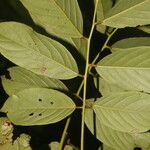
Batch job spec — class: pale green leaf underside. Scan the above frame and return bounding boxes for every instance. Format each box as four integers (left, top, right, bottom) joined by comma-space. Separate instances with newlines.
0, 22, 79, 79
85, 108, 150, 150
85, 108, 134, 150
101, 0, 150, 28
112, 37, 150, 52
93, 92, 150, 133
1, 66, 68, 96
85, 107, 150, 150
138, 25, 150, 33
134, 133, 150, 148
96, 47, 150, 93
103, 145, 115, 150
94, 77, 127, 96
72, 37, 87, 59
144, 146, 150, 150
97, 0, 113, 21
20, 0, 83, 37
1, 88, 75, 125
96, 0, 113, 33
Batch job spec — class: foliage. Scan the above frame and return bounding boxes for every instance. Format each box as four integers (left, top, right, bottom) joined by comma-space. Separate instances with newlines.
0, 0, 150, 149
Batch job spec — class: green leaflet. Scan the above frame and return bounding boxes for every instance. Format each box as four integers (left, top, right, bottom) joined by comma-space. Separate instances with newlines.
103, 145, 115, 150
94, 77, 127, 96
72, 37, 87, 59
100, 0, 150, 28
20, 0, 83, 38
138, 25, 150, 34
85, 108, 134, 150
93, 92, 150, 133
85, 102, 150, 150
1, 88, 75, 125
0, 22, 79, 80
1, 66, 68, 96
144, 146, 150, 150
134, 133, 150, 148
111, 37, 150, 52
96, 0, 113, 33
96, 47, 150, 93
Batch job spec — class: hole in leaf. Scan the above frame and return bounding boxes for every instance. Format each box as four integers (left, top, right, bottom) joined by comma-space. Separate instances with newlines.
29, 113, 34, 116
39, 113, 42, 116
38, 98, 42, 102
50, 101, 54, 105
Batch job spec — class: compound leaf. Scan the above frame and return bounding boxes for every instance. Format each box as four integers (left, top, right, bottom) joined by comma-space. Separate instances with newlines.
0, 22, 79, 79
1, 88, 75, 125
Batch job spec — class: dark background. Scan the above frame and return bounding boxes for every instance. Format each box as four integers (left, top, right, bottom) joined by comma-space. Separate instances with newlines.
0, 0, 149, 150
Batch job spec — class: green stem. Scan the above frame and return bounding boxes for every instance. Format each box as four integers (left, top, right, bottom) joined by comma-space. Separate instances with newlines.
76, 16, 117, 102
76, 79, 84, 97
91, 28, 117, 66
59, 117, 71, 150
80, 1, 98, 150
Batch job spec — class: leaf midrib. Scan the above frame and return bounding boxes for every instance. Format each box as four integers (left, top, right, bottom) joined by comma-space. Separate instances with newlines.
9, 107, 75, 111
94, 104, 150, 113
112, 46, 150, 50
97, 65, 150, 69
